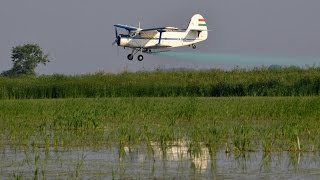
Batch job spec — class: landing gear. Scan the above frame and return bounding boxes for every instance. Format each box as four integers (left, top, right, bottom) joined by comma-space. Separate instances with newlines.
192, 44, 197, 49
138, 55, 144, 61
127, 54, 133, 60
127, 48, 144, 61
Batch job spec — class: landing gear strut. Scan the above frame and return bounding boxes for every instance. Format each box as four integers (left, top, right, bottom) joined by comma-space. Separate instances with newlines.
127, 48, 144, 61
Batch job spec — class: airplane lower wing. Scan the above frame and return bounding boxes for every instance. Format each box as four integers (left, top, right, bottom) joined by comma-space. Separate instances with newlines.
143, 48, 171, 54
146, 45, 172, 49
128, 45, 172, 52
142, 45, 172, 54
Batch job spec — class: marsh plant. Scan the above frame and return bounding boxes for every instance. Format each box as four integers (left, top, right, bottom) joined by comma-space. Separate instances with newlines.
0, 97, 320, 153
1, 67, 320, 99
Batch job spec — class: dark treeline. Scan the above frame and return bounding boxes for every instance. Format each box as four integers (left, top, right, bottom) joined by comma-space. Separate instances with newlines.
1, 67, 320, 99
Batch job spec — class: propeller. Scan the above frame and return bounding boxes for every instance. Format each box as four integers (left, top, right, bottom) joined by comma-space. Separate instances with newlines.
115, 27, 118, 37
112, 27, 120, 56
112, 27, 119, 46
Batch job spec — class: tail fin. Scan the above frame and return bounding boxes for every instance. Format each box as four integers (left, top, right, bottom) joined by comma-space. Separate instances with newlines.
187, 14, 208, 31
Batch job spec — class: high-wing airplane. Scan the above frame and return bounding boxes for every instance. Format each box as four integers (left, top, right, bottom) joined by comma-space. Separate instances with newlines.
113, 14, 208, 61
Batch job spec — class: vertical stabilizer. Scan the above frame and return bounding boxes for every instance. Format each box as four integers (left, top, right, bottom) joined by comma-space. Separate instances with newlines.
187, 14, 208, 31
186, 14, 208, 41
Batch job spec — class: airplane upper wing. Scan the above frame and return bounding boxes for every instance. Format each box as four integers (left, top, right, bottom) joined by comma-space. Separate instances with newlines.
139, 27, 180, 38
114, 24, 139, 32
140, 27, 167, 32
141, 27, 180, 32
139, 30, 159, 38
114, 25, 181, 33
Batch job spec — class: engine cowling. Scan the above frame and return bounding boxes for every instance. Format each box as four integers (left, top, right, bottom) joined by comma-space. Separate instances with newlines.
117, 36, 130, 47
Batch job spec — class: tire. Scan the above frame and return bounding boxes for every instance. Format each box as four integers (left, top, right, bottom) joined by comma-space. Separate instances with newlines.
138, 55, 144, 61
127, 54, 133, 60
192, 44, 197, 49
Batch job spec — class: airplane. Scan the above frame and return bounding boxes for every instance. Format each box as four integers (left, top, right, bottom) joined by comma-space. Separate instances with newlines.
112, 14, 208, 61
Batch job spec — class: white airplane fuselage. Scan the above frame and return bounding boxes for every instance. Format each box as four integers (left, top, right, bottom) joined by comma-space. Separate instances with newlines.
118, 30, 208, 49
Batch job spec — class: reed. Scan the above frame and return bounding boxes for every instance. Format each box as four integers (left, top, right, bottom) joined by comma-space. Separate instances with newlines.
1, 67, 320, 99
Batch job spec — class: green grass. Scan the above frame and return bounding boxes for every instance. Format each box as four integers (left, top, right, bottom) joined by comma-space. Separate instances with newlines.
1, 97, 320, 154
1, 67, 320, 99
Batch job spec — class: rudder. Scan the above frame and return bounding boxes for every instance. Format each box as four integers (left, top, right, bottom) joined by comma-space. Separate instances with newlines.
187, 14, 208, 31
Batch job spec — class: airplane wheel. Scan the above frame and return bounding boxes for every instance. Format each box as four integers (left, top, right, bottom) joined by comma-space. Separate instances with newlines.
138, 55, 144, 61
192, 44, 197, 49
127, 54, 133, 60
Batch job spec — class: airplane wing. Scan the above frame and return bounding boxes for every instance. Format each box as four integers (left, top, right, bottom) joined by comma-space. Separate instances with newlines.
114, 25, 180, 36
146, 45, 172, 49
139, 27, 178, 49
139, 27, 180, 37
133, 27, 165, 38
140, 27, 180, 32
114, 24, 139, 32
139, 30, 158, 38
140, 27, 167, 32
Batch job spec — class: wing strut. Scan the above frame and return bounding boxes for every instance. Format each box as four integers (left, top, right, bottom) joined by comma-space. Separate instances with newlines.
158, 30, 164, 45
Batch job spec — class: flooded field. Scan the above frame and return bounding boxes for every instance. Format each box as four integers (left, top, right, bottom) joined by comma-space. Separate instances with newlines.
1, 97, 320, 178
1, 144, 320, 179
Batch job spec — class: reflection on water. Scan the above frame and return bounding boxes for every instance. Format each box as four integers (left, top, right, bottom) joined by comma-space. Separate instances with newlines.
1, 143, 320, 179
149, 141, 210, 172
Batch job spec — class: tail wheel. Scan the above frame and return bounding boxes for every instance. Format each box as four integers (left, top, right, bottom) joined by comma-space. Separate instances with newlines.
192, 44, 197, 49
127, 54, 133, 60
138, 55, 144, 61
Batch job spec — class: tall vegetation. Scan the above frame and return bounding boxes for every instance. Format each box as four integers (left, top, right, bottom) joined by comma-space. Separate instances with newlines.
1, 67, 320, 99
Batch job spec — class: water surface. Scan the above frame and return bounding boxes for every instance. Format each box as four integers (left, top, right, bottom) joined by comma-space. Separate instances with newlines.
1, 144, 320, 179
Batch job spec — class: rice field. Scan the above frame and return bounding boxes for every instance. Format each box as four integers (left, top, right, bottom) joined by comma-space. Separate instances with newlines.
1, 97, 319, 153
1, 96, 320, 178
1, 67, 320, 99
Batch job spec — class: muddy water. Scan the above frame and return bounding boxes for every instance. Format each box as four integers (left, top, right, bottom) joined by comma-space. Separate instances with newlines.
1, 144, 320, 179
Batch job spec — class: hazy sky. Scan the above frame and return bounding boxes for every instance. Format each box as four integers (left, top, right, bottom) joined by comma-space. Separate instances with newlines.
1, 0, 320, 74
